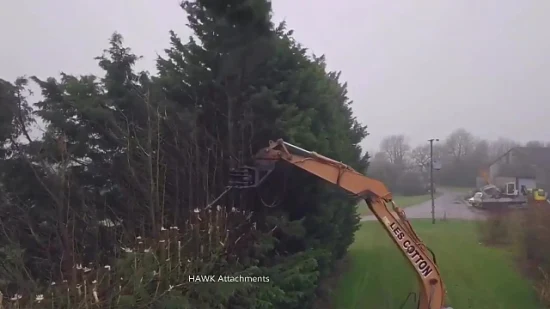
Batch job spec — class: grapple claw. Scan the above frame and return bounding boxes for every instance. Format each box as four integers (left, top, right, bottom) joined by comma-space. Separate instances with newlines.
228, 166, 257, 188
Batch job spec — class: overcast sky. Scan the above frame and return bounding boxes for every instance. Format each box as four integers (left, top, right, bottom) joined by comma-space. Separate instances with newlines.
2, 0, 549, 152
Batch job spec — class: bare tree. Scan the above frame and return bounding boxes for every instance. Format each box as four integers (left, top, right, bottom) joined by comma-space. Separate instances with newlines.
371, 151, 389, 163
410, 144, 431, 172
468, 139, 490, 164
445, 128, 475, 162
488, 137, 520, 159
367, 151, 400, 190
380, 134, 410, 166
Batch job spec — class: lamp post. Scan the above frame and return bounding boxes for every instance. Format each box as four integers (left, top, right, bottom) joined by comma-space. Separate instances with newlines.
428, 138, 439, 224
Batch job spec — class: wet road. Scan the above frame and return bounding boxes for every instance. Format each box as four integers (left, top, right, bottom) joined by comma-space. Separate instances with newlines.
360, 188, 486, 222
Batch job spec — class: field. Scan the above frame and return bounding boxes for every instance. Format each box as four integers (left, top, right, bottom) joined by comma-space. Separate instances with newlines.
332, 220, 540, 309
357, 194, 436, 216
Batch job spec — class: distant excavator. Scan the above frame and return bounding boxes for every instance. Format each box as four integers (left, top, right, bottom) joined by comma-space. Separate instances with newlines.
229, 139, 452, 309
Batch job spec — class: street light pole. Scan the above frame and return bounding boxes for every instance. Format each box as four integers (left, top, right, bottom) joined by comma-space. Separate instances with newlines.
428, 138, 439, 224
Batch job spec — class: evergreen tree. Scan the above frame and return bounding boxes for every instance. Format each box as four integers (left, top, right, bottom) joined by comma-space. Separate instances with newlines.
157, 0, 368, 307
0, 0, 369, 307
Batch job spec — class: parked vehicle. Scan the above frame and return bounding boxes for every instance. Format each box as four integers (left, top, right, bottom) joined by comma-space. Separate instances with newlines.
468, 192, 483, 207
473, 182, 530, 209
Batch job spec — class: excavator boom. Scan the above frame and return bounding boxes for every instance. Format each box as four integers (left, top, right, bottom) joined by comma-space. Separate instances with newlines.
230, 139, 448, 309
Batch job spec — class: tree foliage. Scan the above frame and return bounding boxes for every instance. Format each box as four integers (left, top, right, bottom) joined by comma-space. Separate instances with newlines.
0, 0, 368, 308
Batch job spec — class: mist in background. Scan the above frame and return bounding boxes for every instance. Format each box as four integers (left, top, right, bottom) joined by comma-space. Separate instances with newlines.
2, 0, 549, 151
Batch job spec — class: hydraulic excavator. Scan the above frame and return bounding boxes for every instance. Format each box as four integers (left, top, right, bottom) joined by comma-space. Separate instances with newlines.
229, 139, 452, 309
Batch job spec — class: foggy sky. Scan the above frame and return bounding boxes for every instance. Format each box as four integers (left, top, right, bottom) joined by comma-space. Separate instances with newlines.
2, 0, 549, 153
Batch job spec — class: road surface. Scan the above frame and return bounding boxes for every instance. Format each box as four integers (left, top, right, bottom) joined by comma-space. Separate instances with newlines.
360, 188, 486, 222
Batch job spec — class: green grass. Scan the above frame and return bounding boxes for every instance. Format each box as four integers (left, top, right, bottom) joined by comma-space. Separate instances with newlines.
332, 220, 540, 309
357, 194, 437, 216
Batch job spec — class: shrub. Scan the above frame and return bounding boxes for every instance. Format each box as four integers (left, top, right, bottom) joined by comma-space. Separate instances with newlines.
521, 204, 550, 269
535, 267, 550, 307
477, 211, 511, 245
526, 205, 550, 306
478, 203, 550, 305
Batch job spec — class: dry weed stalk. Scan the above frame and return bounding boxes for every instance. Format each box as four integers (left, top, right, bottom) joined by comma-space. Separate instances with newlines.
535, 267, 550, 306
0, 204, 255, 309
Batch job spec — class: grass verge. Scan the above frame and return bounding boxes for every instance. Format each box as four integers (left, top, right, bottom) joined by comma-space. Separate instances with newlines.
357, 194, 438, 216
332, 220, 540, 309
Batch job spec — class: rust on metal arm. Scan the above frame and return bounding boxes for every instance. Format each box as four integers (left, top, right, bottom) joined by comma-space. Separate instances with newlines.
254, 139, 447, 309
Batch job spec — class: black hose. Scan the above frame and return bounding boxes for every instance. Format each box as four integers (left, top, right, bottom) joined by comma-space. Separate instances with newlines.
427, 246, 438, 265
399, 292, 418, 309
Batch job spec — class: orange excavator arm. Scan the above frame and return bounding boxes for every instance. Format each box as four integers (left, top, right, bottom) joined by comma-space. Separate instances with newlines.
230, 139, 448, 309
480, 168, 490, 185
